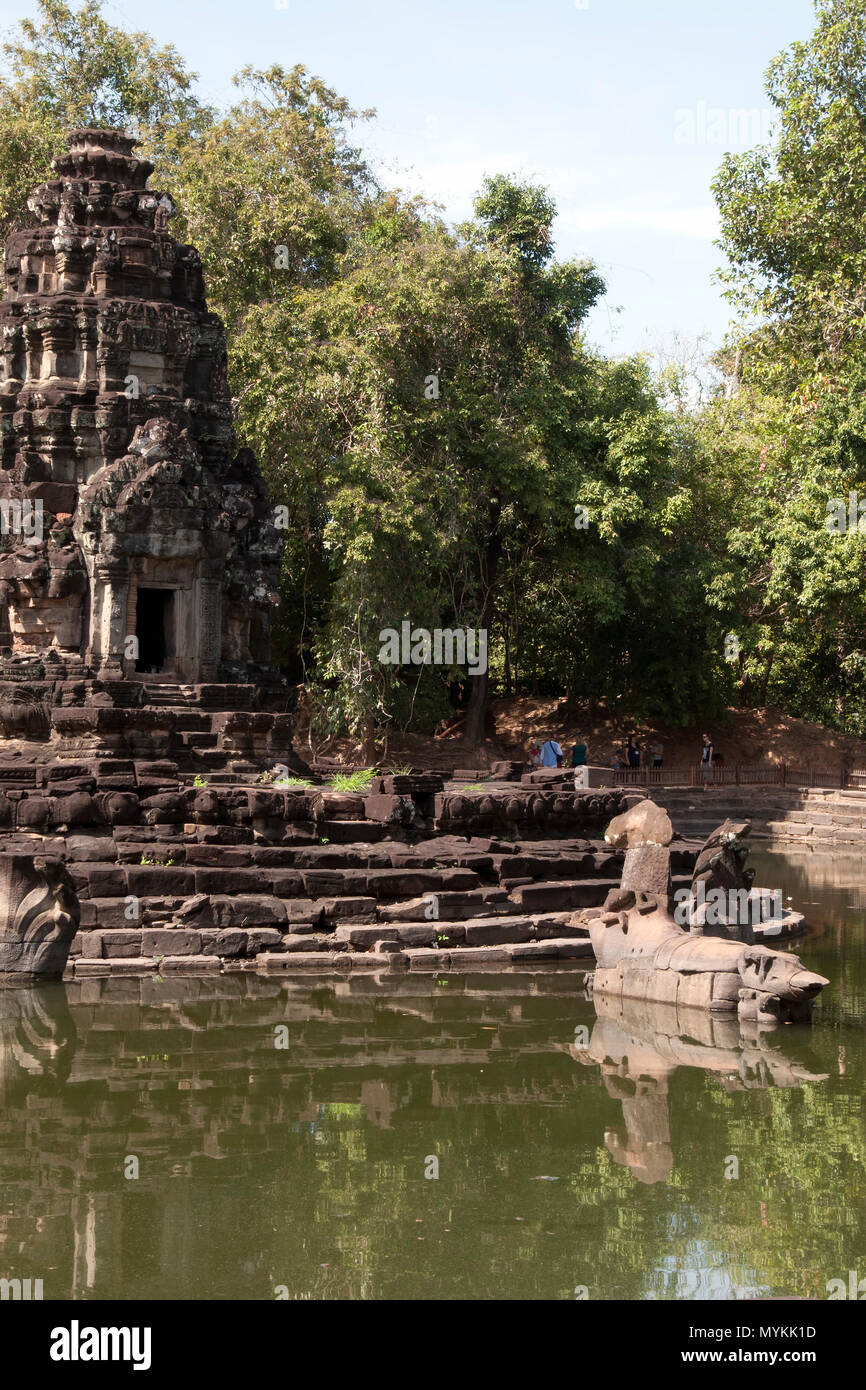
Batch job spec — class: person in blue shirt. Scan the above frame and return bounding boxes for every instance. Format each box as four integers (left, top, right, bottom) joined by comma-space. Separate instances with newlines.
540, 737, 563, 767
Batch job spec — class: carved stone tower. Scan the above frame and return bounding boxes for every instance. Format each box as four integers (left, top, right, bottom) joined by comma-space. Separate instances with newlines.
0, 128, 281, 686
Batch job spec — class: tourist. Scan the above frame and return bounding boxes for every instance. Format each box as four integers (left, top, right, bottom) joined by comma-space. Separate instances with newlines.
626, 735, 641, 768
700, 733, 714, 789
571, 739, 588, 767
528, 738, 541, 769
611, 750, 626, 771
651, 738, 663, 769
540, 736, 563, 767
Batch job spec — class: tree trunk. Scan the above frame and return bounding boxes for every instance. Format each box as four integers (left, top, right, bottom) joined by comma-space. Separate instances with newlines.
463, 530, 501, 750
360, 716, 377, 766
758, 652, 774, 708
464, 668, 489, 751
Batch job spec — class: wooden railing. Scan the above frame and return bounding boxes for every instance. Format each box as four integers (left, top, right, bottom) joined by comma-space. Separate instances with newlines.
611, 764, 853, 789
611, 766, 694, 786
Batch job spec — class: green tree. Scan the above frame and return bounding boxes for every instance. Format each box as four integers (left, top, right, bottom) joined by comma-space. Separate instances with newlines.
0, 0, 210, 243
167, 63, 376, 337
233, 178, 609, 753
708, 0, 866, 734
170, 64, 379, 691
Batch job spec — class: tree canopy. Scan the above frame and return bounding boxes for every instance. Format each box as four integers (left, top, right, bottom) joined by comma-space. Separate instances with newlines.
4, 0, 866, 749
709, 0, 866, 735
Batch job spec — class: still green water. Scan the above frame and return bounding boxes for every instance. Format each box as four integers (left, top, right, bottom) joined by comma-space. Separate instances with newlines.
0, 846, 864, 1302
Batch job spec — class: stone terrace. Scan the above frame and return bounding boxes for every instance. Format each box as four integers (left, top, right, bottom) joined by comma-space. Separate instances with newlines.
648, 783, 866, 846
0, 762, 702, 974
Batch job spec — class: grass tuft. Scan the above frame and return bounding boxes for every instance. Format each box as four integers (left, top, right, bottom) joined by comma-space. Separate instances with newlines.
326, 767, 378, 792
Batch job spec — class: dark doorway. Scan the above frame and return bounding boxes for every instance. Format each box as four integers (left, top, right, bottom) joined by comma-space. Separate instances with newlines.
135, 588, 174, 673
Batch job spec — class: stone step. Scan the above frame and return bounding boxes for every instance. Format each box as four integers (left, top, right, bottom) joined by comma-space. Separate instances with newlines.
253, 936, 594, 974
171, 713, 214, 732
670, 818, 772, 836
318, 820, 387, 843
657, 796, 798, 813
68, 844, 641, 904
70, 861, 490, 900
143, 690, 200, 708
69, 909, 591, 964
650, 795, 800, 806
74, 893, 383, 933
782, 808, 866, 824
179, 733, 219, 749
508, 877, 620, 911
766, 820, 866, 840
510, 871, 694, 913
667, 813, 766, 827
69, 937, 586, 975
349, 911, 587, 945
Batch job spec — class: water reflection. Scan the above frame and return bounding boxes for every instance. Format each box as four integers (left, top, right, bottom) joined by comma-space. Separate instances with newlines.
0, 980, 76, 1100
0, 846, 861, 1302
574, 993, 829, 1184
1, 970, 603, 1299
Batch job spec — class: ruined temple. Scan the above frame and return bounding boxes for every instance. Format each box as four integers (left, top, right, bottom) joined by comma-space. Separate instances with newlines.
0, 132, 822, 995
0, 128, 287, 758
0, 127, 638, 981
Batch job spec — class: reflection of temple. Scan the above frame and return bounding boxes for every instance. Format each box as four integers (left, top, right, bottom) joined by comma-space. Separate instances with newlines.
0, 129, 281, 712
0, 974, 832, 1297
0, 973, 593, 1298
574, 994, 829, 1184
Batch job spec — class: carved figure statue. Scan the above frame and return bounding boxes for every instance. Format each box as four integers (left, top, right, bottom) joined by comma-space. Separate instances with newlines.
578, 800, 829, 1023
0, 854, 80, 977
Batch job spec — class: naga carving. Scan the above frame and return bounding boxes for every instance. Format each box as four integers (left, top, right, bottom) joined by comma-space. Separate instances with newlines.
578, 800, 829, 1024
0, 854, 80, 977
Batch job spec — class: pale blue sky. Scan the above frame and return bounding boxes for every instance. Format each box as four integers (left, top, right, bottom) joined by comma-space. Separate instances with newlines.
1, 0, 818, 356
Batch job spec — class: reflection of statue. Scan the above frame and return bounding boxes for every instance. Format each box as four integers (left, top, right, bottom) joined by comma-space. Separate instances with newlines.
579, 800, 828, 1023
573, 992, 829, 1183
0, 980, 77, 1100
0, 855, 80, 978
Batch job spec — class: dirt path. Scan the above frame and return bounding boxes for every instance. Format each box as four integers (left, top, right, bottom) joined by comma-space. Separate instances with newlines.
293, 698, 866, 772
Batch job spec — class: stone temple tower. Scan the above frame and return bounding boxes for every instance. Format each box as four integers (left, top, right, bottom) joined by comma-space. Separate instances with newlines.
0, 128, 281, 687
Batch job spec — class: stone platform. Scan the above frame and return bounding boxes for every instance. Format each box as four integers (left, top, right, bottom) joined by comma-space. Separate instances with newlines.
0, 678, 303, 771
0, 764, 706, 974
648, 784, 866, 846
